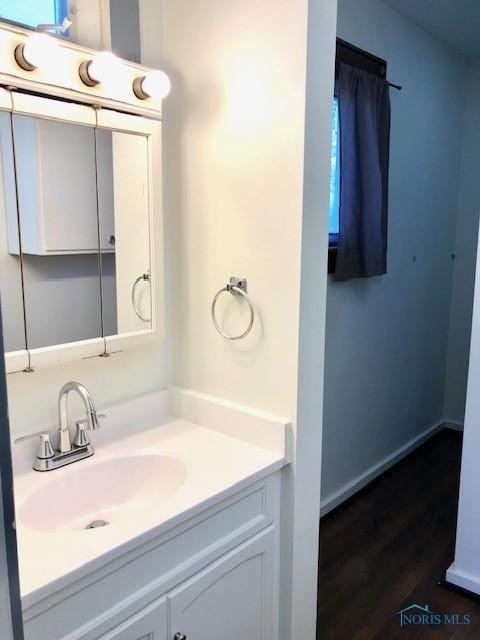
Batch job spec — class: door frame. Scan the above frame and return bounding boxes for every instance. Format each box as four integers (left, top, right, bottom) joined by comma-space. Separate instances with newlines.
0, 302, 24, 639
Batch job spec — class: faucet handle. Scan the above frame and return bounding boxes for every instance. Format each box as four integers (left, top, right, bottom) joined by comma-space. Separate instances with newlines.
14, 432, 55, 460
76, 413, 106, 429
73, 414, 106, 447
73, 421, 90, 447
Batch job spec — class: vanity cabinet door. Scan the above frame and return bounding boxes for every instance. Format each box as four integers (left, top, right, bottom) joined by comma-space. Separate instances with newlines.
167, 529, 277, 640
95, 597, 167, 640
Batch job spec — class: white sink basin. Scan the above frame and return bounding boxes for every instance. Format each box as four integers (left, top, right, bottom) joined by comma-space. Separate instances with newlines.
18, 454, 186, 533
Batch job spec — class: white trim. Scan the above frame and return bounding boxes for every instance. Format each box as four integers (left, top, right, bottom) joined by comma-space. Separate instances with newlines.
0, 88, 12, 110
96, 109, 159, 135
167, 385, 290, 457
146, 120, 164, 340
446, 563, 480, 596
5, 351, 29, 374
104, 330, 160, 353
320, 420, 445, 517
28, 338, 105, 370
11, 92, 95, 126
96, 110, 164, 353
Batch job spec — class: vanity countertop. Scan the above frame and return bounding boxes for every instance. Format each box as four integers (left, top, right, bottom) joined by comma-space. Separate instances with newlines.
12, 388, 289, 609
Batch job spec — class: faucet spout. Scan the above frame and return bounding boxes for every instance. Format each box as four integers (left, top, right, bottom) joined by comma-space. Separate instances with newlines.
58, 381, 100, 453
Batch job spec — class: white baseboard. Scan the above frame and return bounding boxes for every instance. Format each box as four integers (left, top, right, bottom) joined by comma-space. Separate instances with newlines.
446, 563, 480, 596
320, 420, 446, 517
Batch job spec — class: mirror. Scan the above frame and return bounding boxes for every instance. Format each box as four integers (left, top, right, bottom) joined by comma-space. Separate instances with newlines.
96, 128, 152, 335
0, 105, 156, 367
0, 112, 27, 353
10, 115, 103, 350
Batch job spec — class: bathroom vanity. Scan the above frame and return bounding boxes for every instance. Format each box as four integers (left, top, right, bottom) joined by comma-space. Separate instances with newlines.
0, 21, 292, 640
13, 388, 288, 640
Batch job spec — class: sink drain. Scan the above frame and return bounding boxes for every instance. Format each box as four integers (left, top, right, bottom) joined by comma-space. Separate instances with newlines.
85, 519, 109, 530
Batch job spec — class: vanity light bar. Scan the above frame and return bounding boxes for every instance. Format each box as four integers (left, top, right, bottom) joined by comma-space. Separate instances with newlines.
11, 31, 171, 102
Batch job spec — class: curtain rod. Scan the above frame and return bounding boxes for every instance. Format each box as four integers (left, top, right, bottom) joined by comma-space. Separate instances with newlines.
336, 39, 402, 91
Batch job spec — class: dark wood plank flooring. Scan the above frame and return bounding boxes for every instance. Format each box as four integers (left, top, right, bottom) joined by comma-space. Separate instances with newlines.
317, 430, 480, 639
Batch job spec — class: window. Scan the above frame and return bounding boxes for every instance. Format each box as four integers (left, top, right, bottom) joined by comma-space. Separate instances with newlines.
329, 97, 340, 246
0, 0, 68, 29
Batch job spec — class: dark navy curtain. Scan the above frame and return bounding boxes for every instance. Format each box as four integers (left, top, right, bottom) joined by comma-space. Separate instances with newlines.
335, 63, 391, 281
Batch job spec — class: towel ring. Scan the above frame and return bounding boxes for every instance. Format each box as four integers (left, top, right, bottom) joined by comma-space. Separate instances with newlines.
132, 273, 151, 323
211, 277, 254, 340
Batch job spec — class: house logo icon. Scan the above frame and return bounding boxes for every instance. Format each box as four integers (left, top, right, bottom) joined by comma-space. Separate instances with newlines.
396, 604, 432, 627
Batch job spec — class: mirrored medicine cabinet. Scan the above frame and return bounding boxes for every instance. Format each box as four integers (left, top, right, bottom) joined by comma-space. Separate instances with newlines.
0, 90, 163, 373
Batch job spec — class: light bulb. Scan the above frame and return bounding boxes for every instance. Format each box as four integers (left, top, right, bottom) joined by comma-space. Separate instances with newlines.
79, 51, 121, 87
15, 33, 59, 71
133, 70, 171, 100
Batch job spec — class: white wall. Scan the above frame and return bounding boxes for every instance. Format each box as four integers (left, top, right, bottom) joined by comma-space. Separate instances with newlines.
140, 1, 336, 637
7, 341, 170, 437
444, 60, 480, 424
321, 0, 468, 508
448, 214, 480, 595
293, 1, 337, 635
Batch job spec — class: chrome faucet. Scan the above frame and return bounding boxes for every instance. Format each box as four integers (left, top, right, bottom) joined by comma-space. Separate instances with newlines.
58, 381, 102, 453
15, 381, 105, 472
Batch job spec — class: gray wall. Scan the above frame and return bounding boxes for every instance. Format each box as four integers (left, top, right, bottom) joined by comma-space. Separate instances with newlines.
110, 0, 141, 62
22, 254, 116, 349
0, 114, 26, 353
444, 60, 480, 424
321, 0, 468, 506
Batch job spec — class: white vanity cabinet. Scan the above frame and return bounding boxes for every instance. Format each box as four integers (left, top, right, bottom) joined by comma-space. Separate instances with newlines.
167, 529, 276, 640
95, 531, 275, 640
96, 598, 167, 640
22, 473, 281, 640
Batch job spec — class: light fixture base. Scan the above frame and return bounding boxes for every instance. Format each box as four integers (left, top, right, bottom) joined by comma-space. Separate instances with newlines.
79, 60, 99, 87
132, 76, 149, 100
14, 43, 36, 72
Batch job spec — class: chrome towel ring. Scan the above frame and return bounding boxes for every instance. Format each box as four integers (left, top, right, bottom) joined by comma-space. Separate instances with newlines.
211, 277, 254, 340
132, 272, 151, 322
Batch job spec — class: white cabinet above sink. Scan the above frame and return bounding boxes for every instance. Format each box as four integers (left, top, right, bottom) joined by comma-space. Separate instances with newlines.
5, 117, 115, 256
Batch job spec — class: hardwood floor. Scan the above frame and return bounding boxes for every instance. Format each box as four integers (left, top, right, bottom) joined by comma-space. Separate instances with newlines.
317, 430, 480, 639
